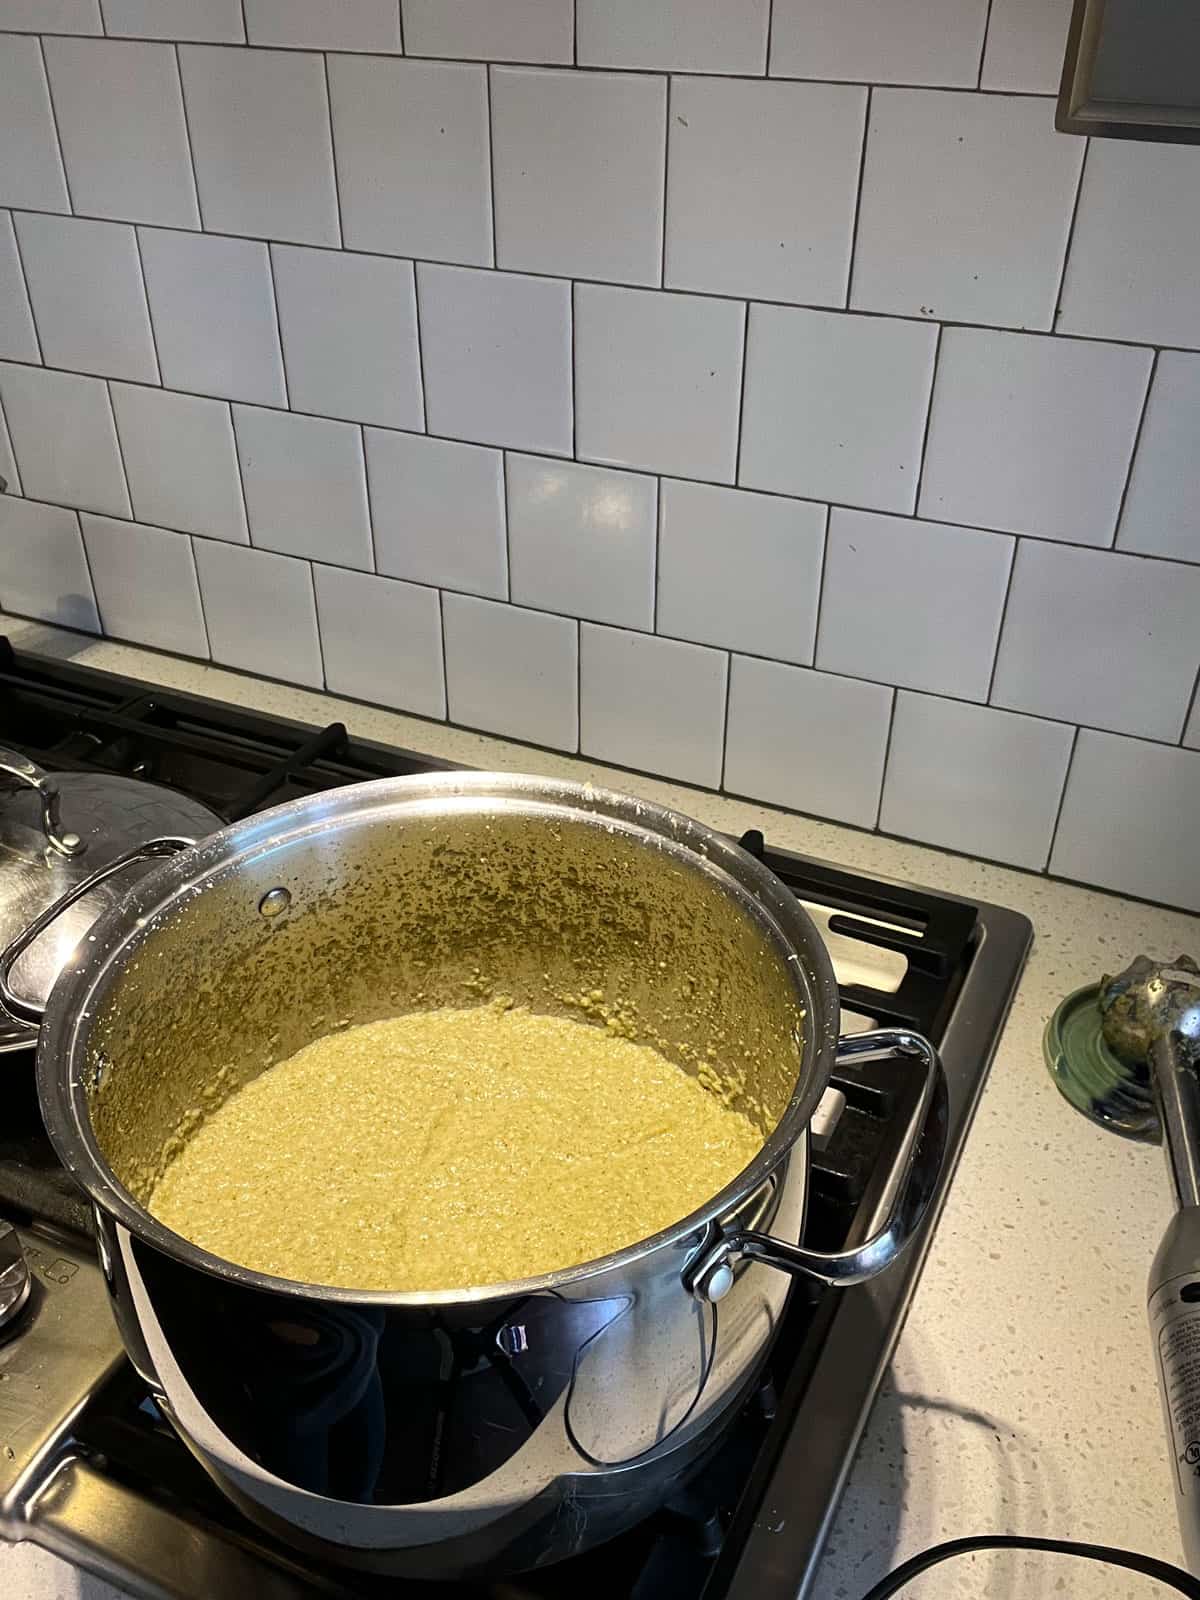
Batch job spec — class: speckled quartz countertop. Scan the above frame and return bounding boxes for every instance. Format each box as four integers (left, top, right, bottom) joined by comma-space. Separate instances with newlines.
2, 616, 1196, 1600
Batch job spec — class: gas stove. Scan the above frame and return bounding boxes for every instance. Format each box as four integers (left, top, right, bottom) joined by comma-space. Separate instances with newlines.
0, 639, 1032, 1600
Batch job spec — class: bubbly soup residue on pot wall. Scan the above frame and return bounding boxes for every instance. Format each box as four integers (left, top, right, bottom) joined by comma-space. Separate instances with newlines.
148, 1002, 763, 1291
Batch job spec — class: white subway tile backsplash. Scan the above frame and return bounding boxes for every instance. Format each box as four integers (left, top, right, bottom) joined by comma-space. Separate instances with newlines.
314, 565, 446, 720
724, 656, 891, 828
665, 77, 865, 307
1050, 732, 1200, 913
656, 480, 824, 664
507, 455, 656, 630
817, 509, 1012, 701
244, 0, 402, 52
0, 1, 99, 32
920, 328, 1152, 545
233, 405, 372, 570
179, 45, 339, 247
42, 38, 199, 229
192, 539, 323, 687
403, 0, 573, 64
0, 498, 97, 632
366, 430, 506, 598
272, 246, 423, 430
418, 264, 572, 455
1118, 354, 1200, 565
0, 214, 38, 364
580, 624, 727, 787
80, 513, 208, 657
0, 37, 70, 213
740, 305, 936, 512
575, 283, 744, 482
110, 384, 248, 543
14, 213, 158, 384
138, 229, 286, 406
442, 592, 577, 749
100, 1, 244, 41
1058, 142, 1200, 351
0, 363, 129, 517
880, 693, 1072, 870
492, 67, 666, 287
770, 0, 988, 86
992, 541, 1200, 743
980, 0, 1074, 94
328, 57, 492, 267
851, 91, 1082, 331
577, 0, 769, 75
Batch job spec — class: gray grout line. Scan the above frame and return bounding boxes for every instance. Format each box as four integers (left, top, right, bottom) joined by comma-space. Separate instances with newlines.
569, 279, 578, 462
409, 259, 429, 432
717, 648, 733, 790
844, 85, 871, 311
238, 0, 248, 45
264, 242, 292, 409
0, 392, 22, 496
975, 0, 994, 89
764, 0, 775, 75
651, 476, 662, 633
6, 202, 1197, 362
659, 75, 671, 289
305, 558, 328, 688
574, 617, 582, 753
225, 400, 254, 539
103, 379, 136, 518
1181, 666, 1200, 750
357, 423, 377, 573
322, 53, 345, 249
910, 321, 942, 514
436, 587, 450, 721
571, 0, 577, 67
7, 218, 45, 365
1044, 723, 1081, 869
809, 503, 832, 666
501, 451, 513, 601
1109, 348, 1157, 548
1052, 136, 1089, 329
984, 533, 1019, 702
174, 44, 207, 229
186, 534, 215, 659
396, 0, 405, 56
873, 687, 899, 830
484, 64, 499, 270
131, 227, 163, 386
732, 300, 750, 486
37, 38, 76, 216
72, 507, 102, 627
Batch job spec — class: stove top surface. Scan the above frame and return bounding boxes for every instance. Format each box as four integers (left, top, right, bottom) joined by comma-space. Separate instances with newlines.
0, 640, 1032, 1600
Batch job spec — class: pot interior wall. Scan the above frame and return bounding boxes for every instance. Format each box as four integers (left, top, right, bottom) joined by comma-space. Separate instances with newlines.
82, 800, 809, 1206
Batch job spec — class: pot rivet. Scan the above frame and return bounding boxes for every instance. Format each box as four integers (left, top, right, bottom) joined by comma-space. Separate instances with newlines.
258, 887, 291, 918
696, 1261, 735, 1304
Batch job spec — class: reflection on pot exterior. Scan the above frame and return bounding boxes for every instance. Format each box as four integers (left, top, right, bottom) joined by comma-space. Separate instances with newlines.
99, 1157, 802, 1578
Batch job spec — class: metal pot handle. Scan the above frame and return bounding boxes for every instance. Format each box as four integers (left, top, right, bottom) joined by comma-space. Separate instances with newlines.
0, 835, 196, 1026
688, 1028, 949, 1302
0, 747, 86, 857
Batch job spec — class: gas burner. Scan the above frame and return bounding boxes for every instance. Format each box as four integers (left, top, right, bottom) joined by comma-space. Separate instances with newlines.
0, 637, 1032, 1600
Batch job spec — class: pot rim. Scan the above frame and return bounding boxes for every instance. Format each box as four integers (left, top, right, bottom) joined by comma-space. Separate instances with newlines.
37, 772, 840, 1307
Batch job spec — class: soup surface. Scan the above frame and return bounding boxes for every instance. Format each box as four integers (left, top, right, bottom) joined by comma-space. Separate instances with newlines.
148, 1002, 762, 1290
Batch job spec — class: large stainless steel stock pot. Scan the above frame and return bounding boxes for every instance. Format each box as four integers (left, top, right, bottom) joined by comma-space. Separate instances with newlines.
2, 774, 948, 1577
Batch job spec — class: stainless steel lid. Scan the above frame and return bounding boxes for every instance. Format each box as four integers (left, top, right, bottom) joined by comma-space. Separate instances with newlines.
0, 749, 221, 1049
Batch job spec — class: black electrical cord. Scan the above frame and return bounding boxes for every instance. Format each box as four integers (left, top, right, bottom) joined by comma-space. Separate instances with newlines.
857, 1535, 1200, 1599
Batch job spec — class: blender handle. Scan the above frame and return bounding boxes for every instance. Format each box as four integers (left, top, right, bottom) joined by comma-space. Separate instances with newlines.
687, 1029, 949, 1302
0, 836, 196, 1026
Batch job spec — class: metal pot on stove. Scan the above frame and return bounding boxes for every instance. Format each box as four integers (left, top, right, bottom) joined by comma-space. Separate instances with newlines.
1, 773, 947, 1578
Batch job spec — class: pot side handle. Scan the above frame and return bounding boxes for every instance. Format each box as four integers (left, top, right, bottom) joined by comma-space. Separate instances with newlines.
0, 835, 196, 1026
687, 1029, 949, 1303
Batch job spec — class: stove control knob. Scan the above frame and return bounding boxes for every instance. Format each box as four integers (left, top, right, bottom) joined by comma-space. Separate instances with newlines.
0, 1221, 31, 1339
